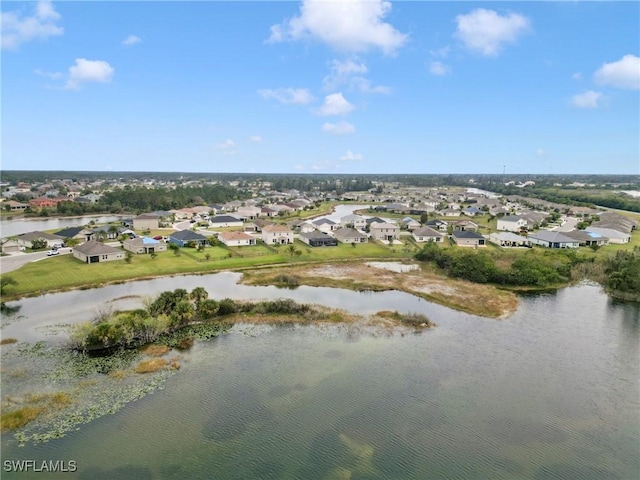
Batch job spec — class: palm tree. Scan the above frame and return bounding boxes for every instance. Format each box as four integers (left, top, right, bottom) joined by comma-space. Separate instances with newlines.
190, 287, 208, 305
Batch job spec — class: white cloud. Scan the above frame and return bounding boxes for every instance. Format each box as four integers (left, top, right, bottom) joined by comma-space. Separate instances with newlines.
322, 121, 355, 135
267, 0, 407, 55
430, 46, 450, 58
35, 68, 63, 80
1, 0, 64, 50
323, 59, 389, 94
572, 72, 582, 81
317, 93, 354, 116
122, 34, 141, 46
594, 54, 640, 90
216, 139, 237, 155
249, 135, 263, 142
429, 61, 450, 76
536, 148, 546, 156
455, 8, 530, 57
571, 90, 603, 109
65, 58, 114, 90
258, 88, 315, 105
340, 150, 363, 161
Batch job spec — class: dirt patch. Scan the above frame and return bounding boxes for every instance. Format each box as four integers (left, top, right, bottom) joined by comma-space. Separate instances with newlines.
241, 261, 518, 318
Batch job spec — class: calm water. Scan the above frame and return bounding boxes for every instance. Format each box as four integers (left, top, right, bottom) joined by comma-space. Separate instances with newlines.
0, 216, 124, 238
1, 278, 638, 479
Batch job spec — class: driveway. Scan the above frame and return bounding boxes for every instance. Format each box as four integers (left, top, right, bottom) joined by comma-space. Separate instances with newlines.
0, 248, 72, 274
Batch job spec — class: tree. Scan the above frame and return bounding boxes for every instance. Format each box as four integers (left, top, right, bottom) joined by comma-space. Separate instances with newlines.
190, 287, 208, 305
420, 212, 429, 223
150, 252, 157, 260
65, 237, 80, 248
125, 252, 133, 264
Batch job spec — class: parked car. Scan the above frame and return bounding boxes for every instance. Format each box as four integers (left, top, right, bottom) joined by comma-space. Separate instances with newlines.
47, 250, 60, 256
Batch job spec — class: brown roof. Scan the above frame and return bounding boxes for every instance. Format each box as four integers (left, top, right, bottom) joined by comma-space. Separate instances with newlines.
74, 240, 122, 256
262, 224, 292, 233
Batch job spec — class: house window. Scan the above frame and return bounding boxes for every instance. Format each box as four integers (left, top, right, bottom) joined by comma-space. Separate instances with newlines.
102, 255, 108, 260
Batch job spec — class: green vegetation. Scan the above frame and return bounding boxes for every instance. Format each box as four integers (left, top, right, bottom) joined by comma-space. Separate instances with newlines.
415, 242, 569, 288
602, 247, 640, 301
70, 289, 335, 352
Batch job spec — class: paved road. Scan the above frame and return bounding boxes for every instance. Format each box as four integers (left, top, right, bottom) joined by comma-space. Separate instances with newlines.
553, 217, 579, 232
0, 248, 72, 274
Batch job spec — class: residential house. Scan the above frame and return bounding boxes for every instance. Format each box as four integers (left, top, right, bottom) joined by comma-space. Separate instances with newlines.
133, 213, 160, 231
73, 240, 125, 263
54, 226, 89, 243
4, 200, 29, 211
462, 207, 484, 217
340, 214, 367, 230
424, 219, 448, 232
311, 218, 338, 233
218, 231, 257, 247
333, 228, 368, 244
299, 230, 338, 247
29, 197, 63, 209
169, 230, 209, 247
236, 206, 261, 220
439, 208, 460, 217
15, 231, 64, 249
489, 232, 531, 248
451, 230, 486, 247
562, 230, 608, 247
298, 222, 317, 234
527, 231, 580, 249
497, 215, 528, 232
452, 220, 479, 232
591, 212, 637, 234
209, 215, 244, 228
585, 227, 631, 244
261, 224, 293, 245
0, 239, 21, 254
123, 236, 168, 254
401, 217, 421, 230
412, 226, 444, 243
369, 222, 400, 242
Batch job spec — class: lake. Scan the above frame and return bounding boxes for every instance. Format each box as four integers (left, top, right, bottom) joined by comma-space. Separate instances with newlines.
0, 216, 125, 238
1, 275, 638, 479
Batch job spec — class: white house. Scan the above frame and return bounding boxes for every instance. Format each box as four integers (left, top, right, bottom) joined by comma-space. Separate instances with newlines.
497, 215, 528, 232
218, 231, 257, 247
333, 227, 368, 244
585, 227, 631, 244
340, 214, 367, 230
261, 224, 293, 244
489, 232, 531, 248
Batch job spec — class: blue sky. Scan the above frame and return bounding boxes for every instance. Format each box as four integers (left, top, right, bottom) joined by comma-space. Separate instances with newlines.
2, 1, 639, 174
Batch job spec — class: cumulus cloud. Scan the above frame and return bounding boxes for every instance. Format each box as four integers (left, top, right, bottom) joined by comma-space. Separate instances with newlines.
258, 87, 315, 105
429, 61, 450, 76
249, 135, 263, 142
267, 0, 407, 55
430, 46, 450, 58
340, 150, 363, 161
455, 8, 530, 56
317, 93, 354, 116
65, 58, 114, 90
571, 90, 603, 109
322, 121, 355, 135
1, 0, 64, 50
122, 34, 141, 46
594, 54, 640, 90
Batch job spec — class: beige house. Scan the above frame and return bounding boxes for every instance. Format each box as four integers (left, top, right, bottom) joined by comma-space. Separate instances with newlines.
333, 228, 368, 244
123, 237, 168, 254
412, 226, 444, 243
218, 231, 257, 247
451, 230, 486, 247
261, 224, 293, 245
73, 240, 125, 263
369, 222, 400, 242
133, 213, 160, 231
16, 231, 64, 249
